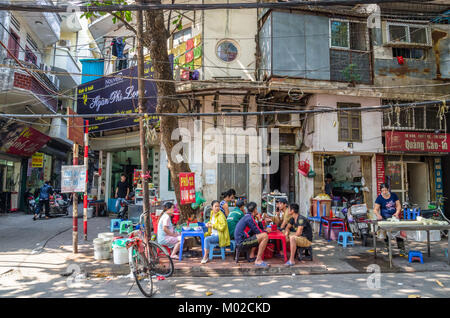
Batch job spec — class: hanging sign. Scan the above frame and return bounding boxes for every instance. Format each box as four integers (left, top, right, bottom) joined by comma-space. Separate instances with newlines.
375, 154, 385, 195
179, 172, 196, 205
434, 158, 444, 202
385, 131, 450, 153
61, 165, 87, 193
31, 152, 44, 168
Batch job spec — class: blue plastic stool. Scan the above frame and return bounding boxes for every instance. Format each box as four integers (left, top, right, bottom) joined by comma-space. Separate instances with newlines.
404, 208, 421, 220
179, 230, 205, 261
408, 250, 424, 263
337, 232, 354, 247
110, 219, 122, 232
119, 221, 133, 235
226, 240, 236, 253
209, 243, 226, 260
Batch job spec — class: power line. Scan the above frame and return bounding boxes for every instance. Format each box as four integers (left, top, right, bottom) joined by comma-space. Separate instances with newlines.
0, 99, 448, 119
0, 1, 421, 13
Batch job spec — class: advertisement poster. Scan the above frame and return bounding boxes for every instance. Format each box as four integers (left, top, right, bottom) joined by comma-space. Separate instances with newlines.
375, 154, 385, 195
31, 153, 44, 168
435, 158, 443, 202
179, 172, 196, 205
67, 108, 84, 146
76, 58, 172, 133
61, 165, 87, 193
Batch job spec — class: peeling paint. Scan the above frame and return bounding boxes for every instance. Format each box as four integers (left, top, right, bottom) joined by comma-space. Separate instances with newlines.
432, 29, 448, 80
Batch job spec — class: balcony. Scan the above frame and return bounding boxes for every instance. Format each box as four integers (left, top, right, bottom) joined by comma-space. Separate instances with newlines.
88, 14, 124, 52
52, 47, 82, 89
15, 0, 61, 46
0, 57, 58, 114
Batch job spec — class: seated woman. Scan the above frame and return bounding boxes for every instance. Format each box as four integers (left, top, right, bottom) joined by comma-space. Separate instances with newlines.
201, 200, 230, 264
157, 202, 181, 259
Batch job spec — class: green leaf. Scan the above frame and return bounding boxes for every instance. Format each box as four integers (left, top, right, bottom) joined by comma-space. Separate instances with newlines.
112, 16, 117, 24
177, 23, 183, 31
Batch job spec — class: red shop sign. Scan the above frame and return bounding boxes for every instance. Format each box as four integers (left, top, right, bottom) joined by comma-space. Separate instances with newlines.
5, 127, 50, 157
375, 154, 385, 195
179, 172, 196, 205
385, 131, 450, 153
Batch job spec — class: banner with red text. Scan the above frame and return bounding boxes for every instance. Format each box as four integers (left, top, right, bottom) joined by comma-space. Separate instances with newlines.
179, 172, 196, 205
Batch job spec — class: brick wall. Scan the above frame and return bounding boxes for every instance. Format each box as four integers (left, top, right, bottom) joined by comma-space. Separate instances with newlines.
13, 72, 57, 111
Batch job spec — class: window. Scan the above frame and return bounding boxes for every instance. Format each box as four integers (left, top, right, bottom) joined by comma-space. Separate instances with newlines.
387, 23, 430, 45
330, 20, 368, 51
216, 40, 238, 62
7, 29, 20, 59
25, 47, 37, 65
392, 47, 426, 60
338, 103, 362, 142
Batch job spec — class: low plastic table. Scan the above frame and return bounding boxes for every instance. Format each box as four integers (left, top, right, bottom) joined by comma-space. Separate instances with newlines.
179, 229, 205, 261
264, 230, 287, 262
320, 216, 346, 241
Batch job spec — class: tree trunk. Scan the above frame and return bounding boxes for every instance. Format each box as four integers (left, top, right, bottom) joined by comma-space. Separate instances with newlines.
143, 1, 195, 223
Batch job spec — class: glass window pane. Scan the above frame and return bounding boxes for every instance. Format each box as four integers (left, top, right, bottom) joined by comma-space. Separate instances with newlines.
389, 25, 407, 42
352, 117, 360, 129
331, 21, 349, 48
340, 129, 349, 140
352, 129, 360, 141
217, 41, 238, 62
415, 107, 424, 129
410, 27, 427, 44
387, 162, 402, 190
350, 22, 367, 51
426, 106, 440, 130
340, 116, 348, 128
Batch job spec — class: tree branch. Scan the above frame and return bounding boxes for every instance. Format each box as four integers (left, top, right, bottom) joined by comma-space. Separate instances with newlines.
110, 12, 138, 35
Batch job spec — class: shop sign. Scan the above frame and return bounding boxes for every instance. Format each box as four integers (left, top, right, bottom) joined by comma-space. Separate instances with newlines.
0, 126, 50, 157
67, 108, 84, 146
375, 154, 385, 195
385, 131, 450, 153
61, 165, 86, 193
76, 58, 172, 133
31, 152, 44, 168
179, 172, 195, 205
434, 158, 443, 202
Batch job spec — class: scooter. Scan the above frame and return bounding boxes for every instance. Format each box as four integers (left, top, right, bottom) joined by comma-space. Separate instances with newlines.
117, 192, 135, 219
49, 192, 69, 216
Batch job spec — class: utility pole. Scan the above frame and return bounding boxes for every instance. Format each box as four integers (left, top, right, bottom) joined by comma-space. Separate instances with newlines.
136, 0, 151, 241
72, 143, 78, 254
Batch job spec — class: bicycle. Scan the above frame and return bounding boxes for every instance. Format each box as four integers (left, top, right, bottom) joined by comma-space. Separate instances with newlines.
126, 211, 174, 297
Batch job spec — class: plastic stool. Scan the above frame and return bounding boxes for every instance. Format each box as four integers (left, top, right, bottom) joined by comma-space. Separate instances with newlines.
119, 221, 133, 235
110, 219, 122, 232
157, 245, 172, 256
209, 243, 226, 260
227, 240, 236, 253
408, 250, 424, 264
337, 232, 354, 248
297, 246, 313, 261
235, 244, 250, 263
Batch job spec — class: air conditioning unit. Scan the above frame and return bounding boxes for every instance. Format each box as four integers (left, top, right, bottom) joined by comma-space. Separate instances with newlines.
58, 40, 71, 48
275, 113, 300, 127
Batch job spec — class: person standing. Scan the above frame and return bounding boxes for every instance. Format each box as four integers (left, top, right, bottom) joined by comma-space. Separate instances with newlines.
34, 181, 53, 220
325, 173, 334, 197
219, 189, 236, 217
373, 183, 406, 255
115, 173, 130, 213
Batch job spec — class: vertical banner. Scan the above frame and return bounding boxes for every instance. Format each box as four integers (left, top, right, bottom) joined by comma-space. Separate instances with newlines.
435, 158, 443, 203
375, 154, 385, 195
179, 172, 196, 205
31, 152, 44, 168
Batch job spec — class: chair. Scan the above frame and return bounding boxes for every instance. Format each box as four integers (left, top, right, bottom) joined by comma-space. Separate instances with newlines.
209, 243, 226, 260
227, 240, 236, 253
179, 230, 205, 261
110, 219, 122, 232
408, 250, 424, 264
308, 202, 325, 235
157, 244, 172, 257
404, 208, 421, 220
235, 243, 251, 263
337, 232, 354, 248
119, 221, 133, 235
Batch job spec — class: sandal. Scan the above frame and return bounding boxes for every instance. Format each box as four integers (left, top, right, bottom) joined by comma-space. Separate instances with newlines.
255, 261, 270, 267
200, 258, 208, 264
285, 260, 295, 266
247, 257, 256, 262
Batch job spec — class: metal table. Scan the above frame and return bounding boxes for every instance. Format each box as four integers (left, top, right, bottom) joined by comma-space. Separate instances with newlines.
372, 222, 450, 268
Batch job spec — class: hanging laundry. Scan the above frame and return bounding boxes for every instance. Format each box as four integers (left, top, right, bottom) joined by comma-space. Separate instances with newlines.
186, 38, 194, 51
190, 70, 200, 80
174, 56, 180, 66
194, 45, 202, 59
181, 70, 190, 80
179, 42, 187, 54
116, 37, 125, 58
187, 61, 194, 70
178, 54, 186, 66
185, 49, 194, 63
111, 38, 118, 57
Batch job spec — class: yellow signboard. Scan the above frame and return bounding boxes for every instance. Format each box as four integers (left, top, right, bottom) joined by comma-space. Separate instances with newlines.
31, 153, 44, 168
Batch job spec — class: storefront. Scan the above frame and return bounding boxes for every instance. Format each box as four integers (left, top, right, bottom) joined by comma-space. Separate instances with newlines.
383, 131, 450, 209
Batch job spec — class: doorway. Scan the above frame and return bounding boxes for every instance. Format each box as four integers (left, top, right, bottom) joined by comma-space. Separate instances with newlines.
406, 162, 429, 208
269, 153, 295, 202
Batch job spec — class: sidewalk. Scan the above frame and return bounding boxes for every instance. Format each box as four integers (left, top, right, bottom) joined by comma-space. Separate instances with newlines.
62, 216, 450, 278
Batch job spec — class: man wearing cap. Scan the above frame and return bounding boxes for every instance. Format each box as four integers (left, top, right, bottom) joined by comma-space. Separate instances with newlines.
227, 199, 246, 239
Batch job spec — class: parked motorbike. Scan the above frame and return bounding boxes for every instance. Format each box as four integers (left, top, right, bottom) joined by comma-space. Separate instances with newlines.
342, 198, 371, 246
49, 192, 69, 216
117, 192, 134, 219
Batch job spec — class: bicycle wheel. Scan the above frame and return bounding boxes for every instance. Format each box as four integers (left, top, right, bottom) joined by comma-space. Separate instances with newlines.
147, 241, 174, 278
128, 244, 154, 297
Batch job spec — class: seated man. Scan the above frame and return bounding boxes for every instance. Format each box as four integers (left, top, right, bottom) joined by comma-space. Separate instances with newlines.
234, 202, 271, 267
227, 199, 246, 240
284, 203, 313, 266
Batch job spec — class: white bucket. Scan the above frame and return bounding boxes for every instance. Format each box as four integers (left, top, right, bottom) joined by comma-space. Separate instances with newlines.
93, 238, 110, 260
113, 245, 129, 264
98, 233, 114, 252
